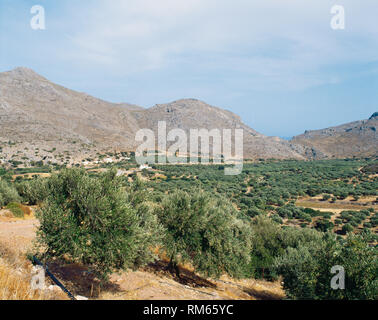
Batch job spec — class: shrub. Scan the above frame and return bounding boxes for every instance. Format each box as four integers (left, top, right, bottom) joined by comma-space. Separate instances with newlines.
0, 180, 20, 208
35, 168, 162, 280
342, 224, 354, 234
275, 233, 378, 300
16, 178, 49, 205
371, 216, 378, 227
271, 214, 283, 224
246, 207, 263, 218
248, 216, 321, 281
315, 220, 334, 232
6, 202, 24, 218
249, 216, 283, 280
155, 190, 251, 279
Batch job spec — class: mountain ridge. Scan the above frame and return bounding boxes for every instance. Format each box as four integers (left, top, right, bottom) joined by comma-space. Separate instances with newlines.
0, 67, 375, 165
292, 113, 377, 159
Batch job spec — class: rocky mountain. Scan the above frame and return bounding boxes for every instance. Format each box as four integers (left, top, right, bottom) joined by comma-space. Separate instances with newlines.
0, 67, 312, 165
292, 113, 378, 159
130, 99, 310, 160
0, 67, 145, 164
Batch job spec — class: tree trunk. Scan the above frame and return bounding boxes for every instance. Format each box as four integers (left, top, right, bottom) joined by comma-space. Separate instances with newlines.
168, 256, 180, 278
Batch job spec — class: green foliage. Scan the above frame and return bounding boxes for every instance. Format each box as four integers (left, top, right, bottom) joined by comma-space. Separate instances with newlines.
150, 159, 377, 236
274, 233, 378, 300
0, 179, 20, 208
6, 202, 24, 218
342, 224, 354, 234
249, 216, 321, 280
315, 220, 334, 232
124, 177, 164, 267
0, 158, 375, 298
35, 168, 162, 280
16, 178, 49, 205
155, 190, 251, 279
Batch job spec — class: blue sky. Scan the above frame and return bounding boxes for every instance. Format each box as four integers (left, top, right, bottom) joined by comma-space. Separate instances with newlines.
1, 0, 377, 137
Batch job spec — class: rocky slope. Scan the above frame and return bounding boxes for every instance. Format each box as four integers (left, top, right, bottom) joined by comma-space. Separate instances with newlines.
0, 68, 142, 159
130, 99, 309, 160
0, 67, 310, 164
292, 113, 378, 159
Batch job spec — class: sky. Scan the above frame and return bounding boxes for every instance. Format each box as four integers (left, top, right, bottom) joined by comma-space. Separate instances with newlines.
0, 0, 377, 137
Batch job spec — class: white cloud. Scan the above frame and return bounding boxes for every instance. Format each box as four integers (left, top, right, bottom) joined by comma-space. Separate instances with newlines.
53, 0, 378, 89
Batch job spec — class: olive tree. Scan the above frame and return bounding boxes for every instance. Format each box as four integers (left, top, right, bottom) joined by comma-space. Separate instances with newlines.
249, 216, 321, 280
16, 177, 49, 205
0, 179, 20, 208
35, 168, 162, 280
155, 190, 251, 279
274, 232, 377, 300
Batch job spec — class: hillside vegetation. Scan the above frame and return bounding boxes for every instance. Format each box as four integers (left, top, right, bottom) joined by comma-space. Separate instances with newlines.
0, 158, 377, 300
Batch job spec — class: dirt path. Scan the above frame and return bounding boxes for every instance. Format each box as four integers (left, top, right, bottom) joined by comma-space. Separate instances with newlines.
0, 214, 38, 255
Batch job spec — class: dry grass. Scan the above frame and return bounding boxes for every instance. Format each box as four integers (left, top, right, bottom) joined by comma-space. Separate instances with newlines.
0, 258, 46, 300
20, 205, 32, 217
3, 203, 33, 219
98, 255, 285, 300
0, 243, 41, 300
296, 200, 376, 211
99, 266, 285, 300
0, 244, 67, 300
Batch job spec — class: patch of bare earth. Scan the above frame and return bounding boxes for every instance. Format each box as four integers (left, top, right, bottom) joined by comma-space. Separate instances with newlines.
12, 172, 51, 181
296, 196, 377, 234
296, 195, 377, 212
0, 210, 38, 254
100, 261, 284, 300
0, 213, 67, 300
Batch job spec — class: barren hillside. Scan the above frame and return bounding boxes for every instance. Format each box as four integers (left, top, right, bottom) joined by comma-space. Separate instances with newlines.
0, 67, 310, 164
292, 113, 378, 159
